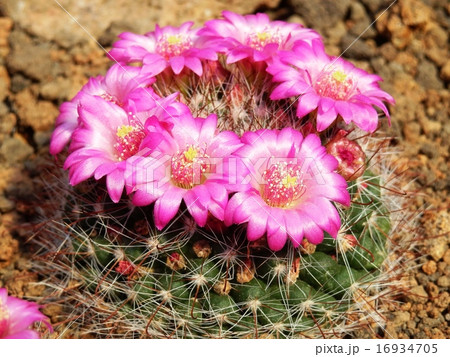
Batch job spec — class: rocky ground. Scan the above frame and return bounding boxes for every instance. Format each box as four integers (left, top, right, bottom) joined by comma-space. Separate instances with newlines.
0, 0, 448, 339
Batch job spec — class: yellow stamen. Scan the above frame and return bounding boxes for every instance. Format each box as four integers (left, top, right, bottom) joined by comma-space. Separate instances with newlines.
167, 35, 182, 45
282, 174, 297, 188
257, 32, 270, 42
332, 70, 347, 83
116, 125, 134, 138
184, 146, 198, 161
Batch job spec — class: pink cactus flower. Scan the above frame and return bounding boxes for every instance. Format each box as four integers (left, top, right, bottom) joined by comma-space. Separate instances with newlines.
224, 128, 350, 251
0, 288, 52, 339
109, 22, 218, 76
50, 64, 154, 155
125, 112, 242, 229
63, 90, 185, 203
267, 39, 395, 132
200, 11, 321, 64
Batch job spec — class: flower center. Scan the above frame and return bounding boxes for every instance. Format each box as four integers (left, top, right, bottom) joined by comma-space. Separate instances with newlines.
247, 28, 282, 51
156, 34, 193, 59
171, 145, 210, 189
114, 123, 145, 161
314, 69, 356, 101
261, 162, 306, 208
0, 302, 9, 338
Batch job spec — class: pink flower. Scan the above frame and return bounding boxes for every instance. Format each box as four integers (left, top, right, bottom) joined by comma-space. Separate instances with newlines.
50, 64, 154, 155
63, 91, 185, 203
267, 40, 395, 132
125, 112, 242, 229
224, 128, 350, 251
0, 288, 52, 339
108, 22, 218, 76
200, 11, 321, 64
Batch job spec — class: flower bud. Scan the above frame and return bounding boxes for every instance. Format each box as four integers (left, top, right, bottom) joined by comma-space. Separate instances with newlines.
326, 130, 366, 181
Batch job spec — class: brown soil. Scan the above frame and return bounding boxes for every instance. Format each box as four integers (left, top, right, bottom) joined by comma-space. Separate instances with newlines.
0, 0, 448, 338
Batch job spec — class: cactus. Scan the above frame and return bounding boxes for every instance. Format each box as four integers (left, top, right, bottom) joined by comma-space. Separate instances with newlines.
35, 12, 418, 338
35, 136, 417, 338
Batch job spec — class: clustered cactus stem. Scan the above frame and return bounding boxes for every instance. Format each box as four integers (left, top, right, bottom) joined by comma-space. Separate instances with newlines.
35, 11, 419, 339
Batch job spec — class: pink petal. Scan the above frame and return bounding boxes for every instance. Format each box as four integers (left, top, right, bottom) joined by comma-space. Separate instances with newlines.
169, 56, 185, 74
184, 56, 203, 76
131, 189, 158, 206
299, 198, 340, 238
49, 124, 76, 155
226, 49, 251, 64
106, 169, 125, 203
224, 191, 250, 226
184, 185, 210, 227
297, 211, 324, 244
316, 104, 338, 131
142, 54, 167, 76
266, 208, 288, 251
335, 100, 353, 122
270, 81, 302, 100
247, 208, 269, 241
154, 186, 185, 230
284, 210, 304, 247
67, 156, 106, 185
198, 114, 218, 144
296, 92, 319, 118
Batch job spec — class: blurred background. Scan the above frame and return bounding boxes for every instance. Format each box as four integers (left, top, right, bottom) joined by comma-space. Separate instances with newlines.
0, 0, 448, 338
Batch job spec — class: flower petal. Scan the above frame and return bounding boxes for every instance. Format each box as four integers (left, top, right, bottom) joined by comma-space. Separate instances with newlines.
154, 186, 185, 230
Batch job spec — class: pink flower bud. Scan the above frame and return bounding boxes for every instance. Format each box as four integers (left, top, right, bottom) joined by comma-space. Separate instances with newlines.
326, 131, 366, 181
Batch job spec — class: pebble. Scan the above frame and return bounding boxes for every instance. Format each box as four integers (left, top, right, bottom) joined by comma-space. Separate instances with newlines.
33, 131, 51, 149
400, 0, 432, 27
419, 142, 438, 159
6, 30, 63, 82
422, 260, 437, 275
379, 42, 397, 61
324, 21, 346, 46
39, 77, 73, 102
340, 35, 375, 59
429, 240, 447, 261
360, 0, 393, 14
0, 135, 34, 163
430, 328, 445, 339
347, 2, 376, 39
436, 276, 449, 288
443, 250, 450, 265
440, 60, 450, 82
0, 196, 14, 213
0, 113, 15, 137
0, 225, 18, 269
422, 316, 444, 328
13, 89, 59, 132
416, 59, 444, 90
10, 74, 31, 93
0, 17, 13, 59
392, 311, 410, 327
288, 0, 351, 32
385, 14, 413, 50
426, 282, 440, 298
406, 285, 428, 303
0, 65, 10, 101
